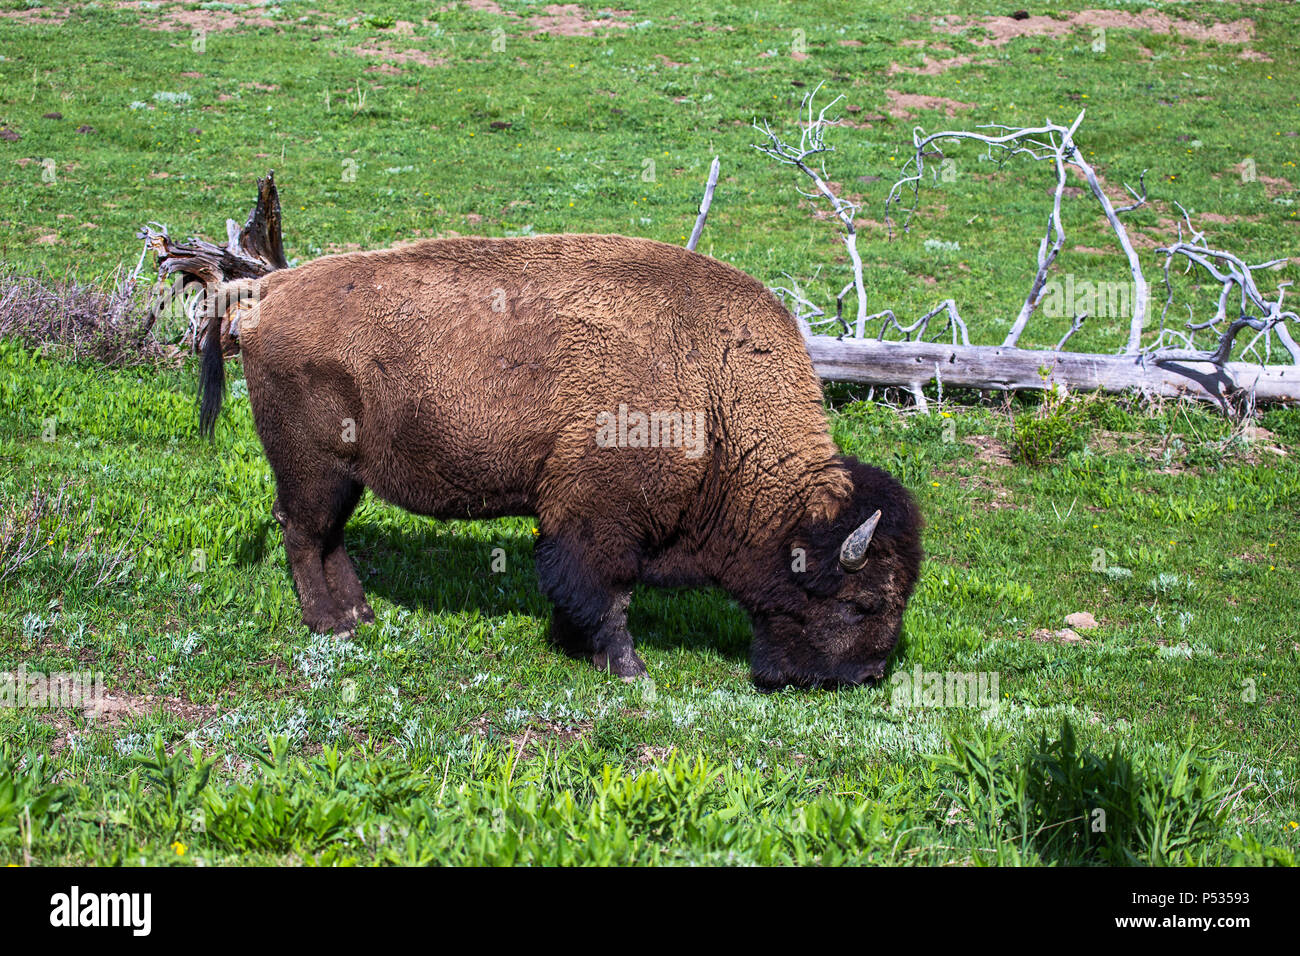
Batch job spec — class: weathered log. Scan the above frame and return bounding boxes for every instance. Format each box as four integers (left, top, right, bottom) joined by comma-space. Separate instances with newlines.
803, 334, 1300, 407
138, 171, 286, 343
139, 171, 286, 286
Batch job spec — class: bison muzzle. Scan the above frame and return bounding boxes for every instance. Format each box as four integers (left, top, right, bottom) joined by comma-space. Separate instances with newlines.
200, 234, 922, 689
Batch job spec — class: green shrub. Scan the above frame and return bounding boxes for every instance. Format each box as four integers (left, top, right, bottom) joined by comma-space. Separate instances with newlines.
1012, 387, 1095, 466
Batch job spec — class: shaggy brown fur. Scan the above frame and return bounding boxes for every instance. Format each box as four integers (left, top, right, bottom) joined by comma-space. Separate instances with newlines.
202, 234, 922, 688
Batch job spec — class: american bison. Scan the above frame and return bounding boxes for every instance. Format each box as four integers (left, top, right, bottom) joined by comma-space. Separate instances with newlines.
201, 234, 922, 688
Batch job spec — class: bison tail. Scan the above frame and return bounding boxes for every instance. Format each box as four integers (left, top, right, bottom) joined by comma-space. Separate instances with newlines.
198, 294, 226, 441
197, 278, 259, 441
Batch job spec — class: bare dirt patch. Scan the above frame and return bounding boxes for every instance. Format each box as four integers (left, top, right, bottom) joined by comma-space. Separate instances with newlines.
527, 5, 633, 37
952, 473, 1015, 510
962, 434, 1014, 468
39, 680, 220, 754
885, 89, 975, 119
1030, 627, 1088, 645
463, 1, 632, 37
0, 7, 68, 25
350, 44, 448, 69
1195, 211, 1263, 225
887, 54, 998, 77
117, 1, 278, 33
508, 718, 592, 755
1227, 162, 1295, 199
460, 708, 593, 759
933, 436, 1016, 510
85, 690, 217, 727
636, 744, 675, 764
933, 10, 1255, 48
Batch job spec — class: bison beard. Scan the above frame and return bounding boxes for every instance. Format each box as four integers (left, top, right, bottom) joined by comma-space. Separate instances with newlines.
201, 234, 922, 689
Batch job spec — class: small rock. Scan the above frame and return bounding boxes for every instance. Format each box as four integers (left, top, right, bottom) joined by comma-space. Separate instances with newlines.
0, 129, 20, 141
1065, 611, 1098, 630
76, 125, 95, 134
1031, 627, 1084, 644
43, 111, 63, 120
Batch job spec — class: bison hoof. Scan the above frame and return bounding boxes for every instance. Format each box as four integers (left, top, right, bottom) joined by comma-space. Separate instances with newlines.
304, 611, 355, 640
324, 618, 356, 640
592, 647, 647, 680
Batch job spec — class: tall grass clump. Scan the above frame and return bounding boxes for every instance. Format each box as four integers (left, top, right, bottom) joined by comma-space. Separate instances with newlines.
935, 720, 1231, 865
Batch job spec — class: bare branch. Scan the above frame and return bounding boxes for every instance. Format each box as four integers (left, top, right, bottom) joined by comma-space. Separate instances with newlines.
885, 111, 1150, 352
1055, 313, 1088, 352
753, 85, 868, 336
1149, 225, 1300, 367
686, 156, 720, 252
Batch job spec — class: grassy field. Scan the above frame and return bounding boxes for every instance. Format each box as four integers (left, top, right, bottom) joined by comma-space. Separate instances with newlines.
1, 0, 1298, 865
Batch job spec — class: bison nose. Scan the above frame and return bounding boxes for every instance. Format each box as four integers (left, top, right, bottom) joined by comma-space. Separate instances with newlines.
850, 659, 888, 685
815, 661, 887, 689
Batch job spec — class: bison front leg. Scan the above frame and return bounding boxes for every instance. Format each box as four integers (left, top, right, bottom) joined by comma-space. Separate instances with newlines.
535, 533, 646, 680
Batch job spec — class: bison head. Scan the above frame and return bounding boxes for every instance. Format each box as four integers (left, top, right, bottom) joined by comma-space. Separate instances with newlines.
750, 456, 922, 690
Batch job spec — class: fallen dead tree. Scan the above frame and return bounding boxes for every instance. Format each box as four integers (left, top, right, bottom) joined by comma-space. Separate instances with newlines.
751, 87, 1299, 411
802, 336, 1299, 407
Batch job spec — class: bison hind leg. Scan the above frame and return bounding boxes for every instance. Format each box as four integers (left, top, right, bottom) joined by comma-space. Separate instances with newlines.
548, 606, 593, 659
319, 480, 373, 625
272, 475, 371, 636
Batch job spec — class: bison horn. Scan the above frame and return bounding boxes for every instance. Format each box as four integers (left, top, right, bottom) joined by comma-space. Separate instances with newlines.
839, 510, 882, 571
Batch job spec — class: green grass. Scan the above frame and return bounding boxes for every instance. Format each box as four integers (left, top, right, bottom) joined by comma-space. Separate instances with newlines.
1, 0, 1299, 865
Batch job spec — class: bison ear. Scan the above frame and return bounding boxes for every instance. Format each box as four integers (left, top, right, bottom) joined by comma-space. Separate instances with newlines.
838, 510, 881, 572
805, 464, 855, 525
